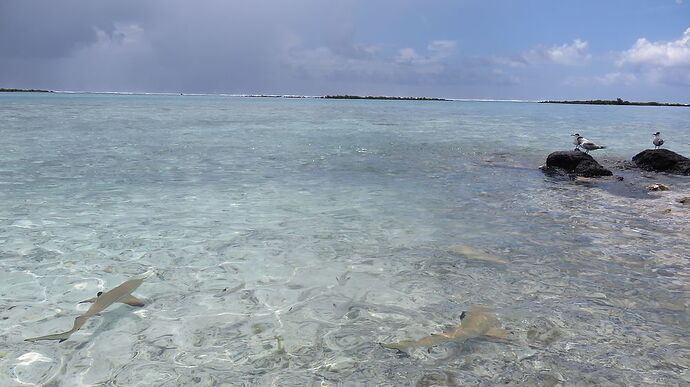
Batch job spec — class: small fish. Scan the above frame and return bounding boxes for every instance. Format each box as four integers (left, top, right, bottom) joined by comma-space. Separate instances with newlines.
25, 276, 147, 343
381, 306, 507, 351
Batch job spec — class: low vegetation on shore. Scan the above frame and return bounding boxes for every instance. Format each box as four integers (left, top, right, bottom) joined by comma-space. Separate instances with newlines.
540, 98, 689, 107
323, 95, 448, 101
0, 88, 52, 93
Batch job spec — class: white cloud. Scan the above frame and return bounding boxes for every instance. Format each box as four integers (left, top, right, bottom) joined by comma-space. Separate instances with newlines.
287, 39, 456, 79
490, 55, 527, 68
547, 39, 591, 65
523, 39, 592, 66
282, 38, 514, 90
395, 47, 422, 64
618, 27, 690, 67
428, 40, 456, 57
616, 28, 690, 86
395, 40, 456, 69
595, 72, 637, 85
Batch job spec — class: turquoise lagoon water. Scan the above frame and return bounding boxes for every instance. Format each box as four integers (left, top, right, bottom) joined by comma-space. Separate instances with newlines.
1, 93, 689, 385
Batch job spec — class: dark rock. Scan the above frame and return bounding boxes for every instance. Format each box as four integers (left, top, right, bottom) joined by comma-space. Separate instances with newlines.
542, 151, 613, 177
632, 149, 690, 175
678, 197, 690, 205
646, 183, 670, 191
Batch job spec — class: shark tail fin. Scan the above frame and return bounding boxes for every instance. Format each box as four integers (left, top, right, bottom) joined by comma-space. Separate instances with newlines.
25, 331, 73, 342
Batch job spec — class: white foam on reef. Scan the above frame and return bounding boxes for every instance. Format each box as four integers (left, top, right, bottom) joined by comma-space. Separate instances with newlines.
448, 98, 537, 102
16, 352, 52, 366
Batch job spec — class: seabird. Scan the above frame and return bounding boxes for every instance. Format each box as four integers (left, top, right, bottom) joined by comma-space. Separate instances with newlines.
652, 131, 664, 149
572, 134, 606, 153
571, 133, 582, 151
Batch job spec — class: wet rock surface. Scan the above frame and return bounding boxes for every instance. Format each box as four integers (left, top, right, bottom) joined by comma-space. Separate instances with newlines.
647, 183, 670, 191
542, 151, 613, 177
606, 159, 637, 171
632, 149, 690, 175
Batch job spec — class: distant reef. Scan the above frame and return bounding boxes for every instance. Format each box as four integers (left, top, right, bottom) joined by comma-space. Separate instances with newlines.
323, 95, 449, 101
540, 98, 689, 107
0, 88, 53, 93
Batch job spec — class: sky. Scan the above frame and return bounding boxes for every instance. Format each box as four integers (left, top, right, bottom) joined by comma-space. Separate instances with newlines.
1, 0, 689, 101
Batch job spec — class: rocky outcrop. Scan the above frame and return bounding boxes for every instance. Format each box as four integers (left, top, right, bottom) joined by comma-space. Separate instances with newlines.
646, 183, 670, 191
632, 149, 690, 175
541, 151, 613, 177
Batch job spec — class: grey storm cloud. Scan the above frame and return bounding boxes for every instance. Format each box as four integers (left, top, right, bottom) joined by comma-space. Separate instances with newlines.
0, 0, 365, 93
1, 0, 600, 100
0, 0, 490, 96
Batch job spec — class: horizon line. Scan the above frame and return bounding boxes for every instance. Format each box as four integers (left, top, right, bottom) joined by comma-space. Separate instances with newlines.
3, 88, 688, 105
2, 88, 540, 102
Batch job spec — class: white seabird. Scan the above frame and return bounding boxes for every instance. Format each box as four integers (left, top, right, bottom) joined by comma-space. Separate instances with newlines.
571, 133, 582, 151
652, 131, 664, 149
572, 134, 606, 153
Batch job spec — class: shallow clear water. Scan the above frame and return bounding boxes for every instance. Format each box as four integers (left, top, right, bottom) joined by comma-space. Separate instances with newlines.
1, 93, 689, 385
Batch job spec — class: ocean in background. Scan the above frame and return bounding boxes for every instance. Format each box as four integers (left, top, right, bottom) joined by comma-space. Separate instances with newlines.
1, 92, 689, 385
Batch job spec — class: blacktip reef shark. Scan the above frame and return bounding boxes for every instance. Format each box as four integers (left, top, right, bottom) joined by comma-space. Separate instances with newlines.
448, 244, 508, 265
25, 272, 153, 343
381, 306, 507, 351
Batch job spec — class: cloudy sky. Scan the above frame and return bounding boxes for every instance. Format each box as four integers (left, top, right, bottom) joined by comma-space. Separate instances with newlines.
1, 0, 689, 101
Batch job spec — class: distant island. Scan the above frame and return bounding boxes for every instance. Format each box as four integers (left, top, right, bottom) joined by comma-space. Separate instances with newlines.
0, 90, 448, 100
323, 95, 449, 101
540, 98, 689, 107
0, 88, 52, 93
